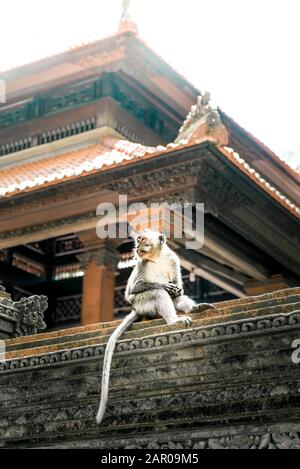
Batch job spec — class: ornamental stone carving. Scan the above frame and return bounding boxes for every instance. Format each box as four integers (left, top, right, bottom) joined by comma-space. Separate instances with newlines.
0, 285, 47, 339
176, 93, 229, 146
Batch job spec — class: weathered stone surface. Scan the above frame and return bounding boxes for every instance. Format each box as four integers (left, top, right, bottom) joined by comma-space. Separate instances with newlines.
0, 289, 48, 340
0, 288, 300, 449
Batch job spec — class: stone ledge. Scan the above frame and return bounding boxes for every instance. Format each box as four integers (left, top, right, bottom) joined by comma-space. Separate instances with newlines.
4, 288, 300, 359
1, 287, 300, 449
29, 424, 300, 449
1, 309, 300, 373
6, 287, 300, 347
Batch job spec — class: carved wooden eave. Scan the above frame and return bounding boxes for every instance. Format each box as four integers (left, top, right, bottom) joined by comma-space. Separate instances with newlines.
1, 287, 300, 448
199, 143, 300, 276
220, 110, 300, 206
0, 72, 182, 152
0, 138, 299, 285
2, 32, 197, 117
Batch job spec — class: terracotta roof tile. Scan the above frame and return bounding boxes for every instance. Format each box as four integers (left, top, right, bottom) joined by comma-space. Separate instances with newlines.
0, 137, 299, 222
219, 145, 300, 220
220, 110, 300, 184
0, 138, 162, 198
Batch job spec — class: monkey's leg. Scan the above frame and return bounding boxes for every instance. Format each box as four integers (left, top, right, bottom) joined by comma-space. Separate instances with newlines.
155, 290, 192, 326
173, 295, 195, 314
174, 295, 216, 314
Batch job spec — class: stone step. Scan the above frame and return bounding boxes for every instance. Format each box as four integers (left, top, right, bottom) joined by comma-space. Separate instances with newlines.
215, 287, 300, 308
6, 288, 300, 351
6, 295, 300, 351
5, 288, 300, 355
6, 288, 300, 350
5, 298, 300, 360
216, 293, 300, 315
4, 288, 299, 350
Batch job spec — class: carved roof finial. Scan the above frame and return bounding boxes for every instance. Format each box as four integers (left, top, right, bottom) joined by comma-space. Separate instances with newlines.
175, 92, 229, 147
122, 0, 131, 17
118, 0, 138, 35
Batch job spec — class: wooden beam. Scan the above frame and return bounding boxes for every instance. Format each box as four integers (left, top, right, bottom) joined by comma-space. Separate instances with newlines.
176, 245, 249, 286
181, 209, 269, 281
175, 247, 247, 298
244, 275, 298, 296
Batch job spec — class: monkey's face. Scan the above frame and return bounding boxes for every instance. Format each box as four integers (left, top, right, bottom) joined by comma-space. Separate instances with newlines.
135, 230, 166, 258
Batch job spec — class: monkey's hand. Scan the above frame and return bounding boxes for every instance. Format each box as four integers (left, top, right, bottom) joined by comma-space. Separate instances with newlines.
130, 281, 169, 295
164, 283, 184, 298
174, 286, 184, 297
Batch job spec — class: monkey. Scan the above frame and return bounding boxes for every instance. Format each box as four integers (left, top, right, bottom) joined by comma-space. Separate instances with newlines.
96, 229, 215, 425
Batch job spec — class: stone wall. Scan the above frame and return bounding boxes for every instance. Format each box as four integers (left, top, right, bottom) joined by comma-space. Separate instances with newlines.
1, 288, 300, 449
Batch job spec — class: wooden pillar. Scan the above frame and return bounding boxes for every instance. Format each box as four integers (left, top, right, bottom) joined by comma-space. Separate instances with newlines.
78, 232, 119, 326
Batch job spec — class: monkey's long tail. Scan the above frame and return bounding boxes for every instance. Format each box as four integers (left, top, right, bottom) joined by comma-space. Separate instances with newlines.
96, 310, 138, 425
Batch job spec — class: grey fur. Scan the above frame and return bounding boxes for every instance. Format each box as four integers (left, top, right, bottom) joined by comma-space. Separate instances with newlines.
96, 310, 137, 425
96, 230, 215, 425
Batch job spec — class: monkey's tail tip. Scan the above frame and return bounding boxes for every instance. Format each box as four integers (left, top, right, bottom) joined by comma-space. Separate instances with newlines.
96, 412, 104, 426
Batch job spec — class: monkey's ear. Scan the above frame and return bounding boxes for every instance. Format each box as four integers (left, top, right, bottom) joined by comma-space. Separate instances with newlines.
159, 234, 166, 244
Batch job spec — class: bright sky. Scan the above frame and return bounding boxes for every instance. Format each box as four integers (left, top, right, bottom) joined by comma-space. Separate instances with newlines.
0, 0, 299, 167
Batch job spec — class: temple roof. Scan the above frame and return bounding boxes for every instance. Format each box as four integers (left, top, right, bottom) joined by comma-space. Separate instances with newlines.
0, 19, 298, 194
0, 21, 299, 220
220, 110, 300, 185
0, 138, 167, 198
0, 135, 299, 221
1, 31, 197, 115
